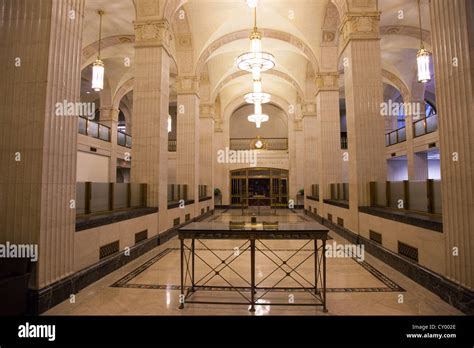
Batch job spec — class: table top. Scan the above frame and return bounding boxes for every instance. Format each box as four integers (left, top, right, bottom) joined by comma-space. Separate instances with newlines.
179, 221, 329, 240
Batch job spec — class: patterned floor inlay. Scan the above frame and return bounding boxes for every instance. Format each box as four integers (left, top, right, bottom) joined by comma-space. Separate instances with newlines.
111, 247, 405, 293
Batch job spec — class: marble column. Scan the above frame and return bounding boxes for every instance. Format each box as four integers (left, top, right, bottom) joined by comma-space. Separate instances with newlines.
131, 19, 171, 232
315, 72, 343, 215
100, 107, 120, 182
199, 104, 215, 207
340, 11, 387, 230
430, 0, 474, 289
0, 0, 84, 289
302, 103, 318, 210
406, 81, 428, 180
176, 76, 200, 215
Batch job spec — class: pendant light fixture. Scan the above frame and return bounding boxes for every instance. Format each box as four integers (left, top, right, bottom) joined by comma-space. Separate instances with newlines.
236, 5, 275, 80
168, 115, 172, 133
92, 10, 105, 92
236, 0, 274, 129
416, 0, 431, 83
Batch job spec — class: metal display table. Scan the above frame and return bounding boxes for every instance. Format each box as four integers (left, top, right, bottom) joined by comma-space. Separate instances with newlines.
178, 221, 329, 312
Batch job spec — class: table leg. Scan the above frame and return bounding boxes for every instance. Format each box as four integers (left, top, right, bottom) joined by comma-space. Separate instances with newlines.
322, 239, 328, 313
179, 238, 185, 309
250, 238, 256, 313
191, 238, 195, 293
314, 239, 319, 295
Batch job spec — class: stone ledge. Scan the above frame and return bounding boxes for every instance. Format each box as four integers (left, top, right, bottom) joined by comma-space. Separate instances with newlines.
323, 199, 350, 209
359, 206, 443, 232
76, 208, 159, 232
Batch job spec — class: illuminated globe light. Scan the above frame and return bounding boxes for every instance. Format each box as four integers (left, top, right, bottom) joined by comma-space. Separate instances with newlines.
247, 0, 259, 8
244, 79, 271, 104
244, 92, 271, 104
248, 113, 269, 128
92, 59, 105, 92
417, 48, 432, 83
236, 32, 276, 78
248, 101, 269, 128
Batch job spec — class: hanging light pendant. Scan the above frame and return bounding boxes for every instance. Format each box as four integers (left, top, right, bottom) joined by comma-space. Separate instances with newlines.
92, 10, 105, 91
235, 6, 275, 78
248, 101, 269, 129
168, 115, 172, 133
416, 0, 431, 83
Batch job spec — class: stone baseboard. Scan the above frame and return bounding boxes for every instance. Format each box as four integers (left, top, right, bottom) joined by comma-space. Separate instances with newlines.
305, 210, 474, 315
28, 210, 214, 315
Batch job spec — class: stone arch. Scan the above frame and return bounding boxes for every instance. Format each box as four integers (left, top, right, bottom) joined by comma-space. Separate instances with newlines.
113, 78, 135, 110
195, 29, 319, 77
382, 69, 410, 102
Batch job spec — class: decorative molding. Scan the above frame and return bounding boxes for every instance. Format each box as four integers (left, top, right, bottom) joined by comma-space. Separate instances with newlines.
176, 75, 200, 95
200, 103, 215, 119
315, 72, 339, 94
134, 19, 172, 51
380, 25, 431, 45
340, 12, 381, 47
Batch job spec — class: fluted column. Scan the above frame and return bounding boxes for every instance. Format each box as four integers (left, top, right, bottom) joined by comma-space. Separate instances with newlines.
430, 0, 474, 289
406, 81, 428, 180
0, 0, 84, 288
200, 104, 215, 206
100, 107, 120, 182
302, 103, 318, 210
341, 11, 387, 230
315, 72, 343, 215
131, 19, 171, 232
176, 76, 200, 214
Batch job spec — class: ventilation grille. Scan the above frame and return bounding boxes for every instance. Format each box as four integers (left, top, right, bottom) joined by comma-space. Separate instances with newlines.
185, 214, 191, 222
327, 213, 333, 222
173, 218, 181, 226
135, 230, 148, 245
337, 217, 344, 227
369, 230, 382, 244
398, 241, 418, 262
100, 241, 119, 259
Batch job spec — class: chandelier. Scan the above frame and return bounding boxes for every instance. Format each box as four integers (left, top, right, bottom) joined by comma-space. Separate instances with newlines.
416, 0, 431, 83
236, 0, 275, 128
92, 10, 105, 91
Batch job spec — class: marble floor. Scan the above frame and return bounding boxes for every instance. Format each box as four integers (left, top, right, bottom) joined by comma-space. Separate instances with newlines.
46, 210, 462, 316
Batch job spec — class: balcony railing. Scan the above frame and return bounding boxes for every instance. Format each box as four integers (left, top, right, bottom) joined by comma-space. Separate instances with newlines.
78, 116, 111, 142
369, 180, 442, 214
386, 126, 407, 147
76, 182, 147, 215
414, 114, 438, 138
118, 131, 132, 148
230, 138, 288, 151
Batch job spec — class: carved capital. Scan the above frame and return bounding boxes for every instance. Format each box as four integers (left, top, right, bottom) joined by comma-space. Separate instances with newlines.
302, 102, 317, 117
340, 12, 381, 45
134, 19, 172, 51
200, 103, 215, 119
315, 72, 339, 94
176, 75, 200, 95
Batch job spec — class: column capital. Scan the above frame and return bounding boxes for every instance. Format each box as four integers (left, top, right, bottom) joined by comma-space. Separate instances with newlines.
176, 75, 200, 96
100, 107, 120, 123
301, 102, 317, 118
339, 12, 381, 48
200, 103, 215, 119
315, 72, 339, 95
134, 19, 172, 52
